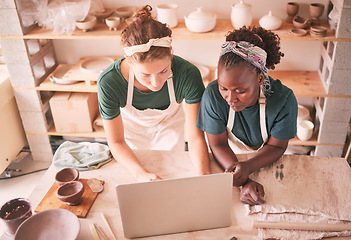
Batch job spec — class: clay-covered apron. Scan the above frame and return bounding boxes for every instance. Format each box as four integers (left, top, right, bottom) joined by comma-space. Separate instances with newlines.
121, 68, 185, 151
226, 89, 268, 154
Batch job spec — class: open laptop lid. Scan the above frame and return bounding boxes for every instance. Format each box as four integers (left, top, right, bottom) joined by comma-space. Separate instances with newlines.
116, 173, 233, 238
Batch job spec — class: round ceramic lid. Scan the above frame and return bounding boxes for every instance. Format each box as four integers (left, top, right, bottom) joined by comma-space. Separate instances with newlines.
187, 7, 216, 20
233, 0, 251, 8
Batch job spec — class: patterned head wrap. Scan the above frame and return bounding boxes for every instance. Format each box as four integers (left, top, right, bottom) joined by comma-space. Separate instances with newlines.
124, 36, 172, 56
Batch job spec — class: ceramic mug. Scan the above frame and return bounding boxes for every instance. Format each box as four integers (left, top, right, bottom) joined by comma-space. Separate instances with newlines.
156, 3, 178, 28
297, 120, 314, 141
0, 198, 32, 235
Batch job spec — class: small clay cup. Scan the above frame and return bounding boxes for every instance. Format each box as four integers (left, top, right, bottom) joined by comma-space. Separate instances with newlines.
309, 3, 324, 26
55, 167, 79, 186
286, 2, 299, 23
56, 181, 84, 206
293, 15, 311, 29
0, 198, 32, 235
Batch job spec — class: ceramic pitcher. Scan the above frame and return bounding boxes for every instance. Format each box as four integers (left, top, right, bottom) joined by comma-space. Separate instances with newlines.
231, 0, 252, 29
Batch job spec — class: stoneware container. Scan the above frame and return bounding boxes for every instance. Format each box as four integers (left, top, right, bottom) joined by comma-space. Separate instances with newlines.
105, 16, 121, 31
56, 181, 84, 206
0, 198, 32, 235
231, 0, 252, 29
156, 3, 178, 28
14, 209, 80, 240
286, 2, 299, 23
293, 15, 311, 29
297, 120, 314, 141
76, 15, 97, 32
184, 7, 216, 33
259, 11, 282, 30
55, 167, 79, 186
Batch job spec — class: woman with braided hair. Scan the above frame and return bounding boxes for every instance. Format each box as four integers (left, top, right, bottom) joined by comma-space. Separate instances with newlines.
197, 26, 298, 205
97, 5, 210, 182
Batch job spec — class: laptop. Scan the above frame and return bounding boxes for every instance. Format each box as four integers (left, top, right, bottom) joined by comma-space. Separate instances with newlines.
116, 173, 233, 238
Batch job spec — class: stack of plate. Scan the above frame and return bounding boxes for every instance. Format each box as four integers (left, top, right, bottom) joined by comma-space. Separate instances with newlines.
49, 64, 80, 85
310, 26, 327, 38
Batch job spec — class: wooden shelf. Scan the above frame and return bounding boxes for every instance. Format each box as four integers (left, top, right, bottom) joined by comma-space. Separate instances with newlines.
3, 19, 350, 42
26, 126, 106, 138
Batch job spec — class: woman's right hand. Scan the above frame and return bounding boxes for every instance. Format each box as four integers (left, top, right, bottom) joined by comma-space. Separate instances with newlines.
136, 172, 163, 182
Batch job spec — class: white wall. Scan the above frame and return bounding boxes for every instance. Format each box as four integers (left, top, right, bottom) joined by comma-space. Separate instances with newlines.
53, 0, 329, 70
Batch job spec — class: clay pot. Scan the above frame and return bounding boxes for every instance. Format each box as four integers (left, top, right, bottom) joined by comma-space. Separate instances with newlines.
56, 181, 84, 206
55, 168, 79, 186
184, 7, 217, 33
293, 15, 311, 29
309, 3, 325, 26
231, 0, 252, 29
259, 10, 282, 30
156, 3, 178, 28
286, 2, 299, 23
76, 15, 97, 32
105, 16, 121, 31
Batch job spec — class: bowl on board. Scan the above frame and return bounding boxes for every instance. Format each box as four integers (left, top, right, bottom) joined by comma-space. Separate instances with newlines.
14, 209, 80, 240
55, 167, 79, 186
56, 181, 84, 206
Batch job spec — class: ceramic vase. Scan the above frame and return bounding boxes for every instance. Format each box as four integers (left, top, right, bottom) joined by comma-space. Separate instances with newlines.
310, 3, 325, 26
259, 10, 282, 30
231, 0, 252, 29
286, 2, 299, 23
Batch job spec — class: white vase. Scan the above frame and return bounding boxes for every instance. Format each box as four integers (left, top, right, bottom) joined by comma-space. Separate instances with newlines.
259, 10, 282, 30
231, 0, 252, 29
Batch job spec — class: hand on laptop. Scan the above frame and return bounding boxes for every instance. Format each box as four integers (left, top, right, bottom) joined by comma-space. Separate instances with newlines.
239, 179, 265, 205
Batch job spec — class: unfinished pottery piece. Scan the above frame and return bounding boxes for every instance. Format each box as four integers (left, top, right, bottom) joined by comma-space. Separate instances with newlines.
310, 25, 327, 37
0, 198, 32, 235
14, 209, 80, 240
289, 28, 308, 37
286, 2, 299, 23
105, 16, 121, 31
309, 3, 325, 26
76, 15, 97, 32
293, 15, 311, 29
87, 178, 104, 193
55, 167, 79, 186
56, 181, 84, 206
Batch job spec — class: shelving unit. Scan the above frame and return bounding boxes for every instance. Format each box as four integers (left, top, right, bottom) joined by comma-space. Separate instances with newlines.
1, 0, 350, 159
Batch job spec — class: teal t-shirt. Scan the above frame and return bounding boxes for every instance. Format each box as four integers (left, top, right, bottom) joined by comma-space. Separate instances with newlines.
98, 55, 205, 120
196, 77, 298, 147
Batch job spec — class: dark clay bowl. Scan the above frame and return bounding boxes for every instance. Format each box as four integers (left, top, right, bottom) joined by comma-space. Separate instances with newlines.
292, 16, 311, 29
56, 181, 84, 206
55, 168, 79, 186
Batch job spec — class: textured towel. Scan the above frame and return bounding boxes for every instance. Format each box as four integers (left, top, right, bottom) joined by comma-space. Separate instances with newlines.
53, 141, 112, 171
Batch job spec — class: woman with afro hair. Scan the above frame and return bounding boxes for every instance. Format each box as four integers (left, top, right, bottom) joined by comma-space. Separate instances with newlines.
197, 26, 298, 205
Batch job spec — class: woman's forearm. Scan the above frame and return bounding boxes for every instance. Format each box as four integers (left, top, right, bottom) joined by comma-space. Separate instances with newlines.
188, 133, 211, 175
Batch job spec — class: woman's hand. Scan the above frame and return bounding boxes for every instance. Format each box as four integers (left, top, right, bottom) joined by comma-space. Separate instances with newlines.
226, 161, 251, 187
239, 179, 265, 205
136, 171, 163, 182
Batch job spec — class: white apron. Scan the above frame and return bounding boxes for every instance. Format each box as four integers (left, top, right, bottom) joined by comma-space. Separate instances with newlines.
226, 89, 268, 154
121, 68, 185, 151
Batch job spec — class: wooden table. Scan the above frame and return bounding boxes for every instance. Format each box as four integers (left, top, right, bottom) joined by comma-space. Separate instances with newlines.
1, 151, 350, 240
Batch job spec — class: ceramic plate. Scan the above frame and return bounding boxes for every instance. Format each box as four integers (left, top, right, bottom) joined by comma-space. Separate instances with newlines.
50, 64, 80, 85
15, 209, 80, 240
80, 57, 114, 75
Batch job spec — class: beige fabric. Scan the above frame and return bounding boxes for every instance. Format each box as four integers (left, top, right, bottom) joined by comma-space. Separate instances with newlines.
246, 155, 351, 239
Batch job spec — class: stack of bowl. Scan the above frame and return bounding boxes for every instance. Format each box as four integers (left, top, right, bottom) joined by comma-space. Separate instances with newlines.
310, 26, 327, 38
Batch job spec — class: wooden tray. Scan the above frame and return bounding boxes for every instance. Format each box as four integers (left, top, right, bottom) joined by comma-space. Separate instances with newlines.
35, 178, 104, 218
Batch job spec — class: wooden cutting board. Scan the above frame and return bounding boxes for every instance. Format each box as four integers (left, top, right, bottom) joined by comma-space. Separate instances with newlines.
35, 178, 104, 218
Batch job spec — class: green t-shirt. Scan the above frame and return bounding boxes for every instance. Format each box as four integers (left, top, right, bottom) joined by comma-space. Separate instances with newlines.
196, 77, 298, 147
98, 55, 205, 120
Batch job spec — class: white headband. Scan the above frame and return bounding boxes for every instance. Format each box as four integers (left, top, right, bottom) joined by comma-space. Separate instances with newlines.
123, 36, 172, 57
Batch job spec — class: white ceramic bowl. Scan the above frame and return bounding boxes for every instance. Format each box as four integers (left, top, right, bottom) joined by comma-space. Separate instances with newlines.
14, 209, 80, 240
115, 6, 137, 18
76, 15, 97, 32
184, 8, 216, 33
105, 16, 121, 31
297, 104, 310, 123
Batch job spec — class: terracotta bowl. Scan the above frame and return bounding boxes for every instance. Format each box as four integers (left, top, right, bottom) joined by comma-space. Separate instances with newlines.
55, 168, 79, 186
14, 209, 80, 240
290, 28, 308, 37
292, 15, 311, 29
56, 181, 84, 206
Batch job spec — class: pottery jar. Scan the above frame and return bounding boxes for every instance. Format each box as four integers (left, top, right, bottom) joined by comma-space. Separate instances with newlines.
156, 3, 178, 28
231, 0, 252, 29
259, 10, 282, 30
184, 7, 216, 33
